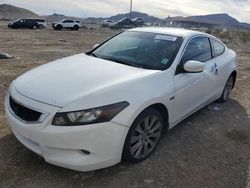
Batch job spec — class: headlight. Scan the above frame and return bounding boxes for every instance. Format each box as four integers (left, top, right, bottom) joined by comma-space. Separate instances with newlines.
52, 101, 129, 126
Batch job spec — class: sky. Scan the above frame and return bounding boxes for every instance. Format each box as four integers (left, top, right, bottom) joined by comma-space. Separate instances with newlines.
1, 0, 250, 23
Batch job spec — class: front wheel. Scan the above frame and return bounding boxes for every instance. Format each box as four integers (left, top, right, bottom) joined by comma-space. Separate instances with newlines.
218, 75, 234, 103
56, 25, 62, 30
122, 108, 164, 163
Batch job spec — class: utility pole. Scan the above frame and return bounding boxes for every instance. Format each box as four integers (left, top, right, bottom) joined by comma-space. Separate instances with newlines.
130, 0, 133, 19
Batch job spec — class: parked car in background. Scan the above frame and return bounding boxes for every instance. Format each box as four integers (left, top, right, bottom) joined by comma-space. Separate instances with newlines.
75, 20, 87, 29
101, 20, 116, 28
5, 28, 237, 171
52, 19, 81, 30
132, 17, 145, 26
8, 19, 40, 29
33, 19, 47, 28
114, 18, 135, 29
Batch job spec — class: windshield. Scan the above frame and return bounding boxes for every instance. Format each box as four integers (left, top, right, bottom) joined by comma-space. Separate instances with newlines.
91, 31, 183, 70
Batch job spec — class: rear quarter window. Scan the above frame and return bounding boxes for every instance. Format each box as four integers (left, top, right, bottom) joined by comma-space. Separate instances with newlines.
212, 39, 225, 57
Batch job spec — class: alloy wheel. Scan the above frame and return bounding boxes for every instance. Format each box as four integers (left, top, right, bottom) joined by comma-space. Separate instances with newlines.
129, 115, 162, 159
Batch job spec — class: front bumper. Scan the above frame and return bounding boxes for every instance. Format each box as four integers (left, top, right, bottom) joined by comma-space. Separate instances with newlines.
4, 89, 129, 171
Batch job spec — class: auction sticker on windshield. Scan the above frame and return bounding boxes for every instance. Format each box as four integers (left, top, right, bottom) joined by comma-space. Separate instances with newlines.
155, 35, 177, 41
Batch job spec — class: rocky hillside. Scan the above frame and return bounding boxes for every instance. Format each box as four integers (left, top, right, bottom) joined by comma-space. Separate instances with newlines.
107, 11, 162, 23
0, 4, 39, 20
1, 4, 249, 29
46, 13, 81, 22
171, 14, 250, 29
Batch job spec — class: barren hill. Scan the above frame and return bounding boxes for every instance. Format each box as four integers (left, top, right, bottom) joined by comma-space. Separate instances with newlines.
0, 4, 39, 20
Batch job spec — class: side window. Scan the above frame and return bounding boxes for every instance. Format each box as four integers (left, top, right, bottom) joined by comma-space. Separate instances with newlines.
63, 20, 68, 23
181, 37, 212, 64
36, 19, 44, 23
212, 39, 225, 57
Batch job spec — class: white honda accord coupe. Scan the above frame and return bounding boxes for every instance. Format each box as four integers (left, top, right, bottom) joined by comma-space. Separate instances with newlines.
5, 28, 237, 171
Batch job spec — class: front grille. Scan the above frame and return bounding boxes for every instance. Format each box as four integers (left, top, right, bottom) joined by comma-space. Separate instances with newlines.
9, 97, 42, 122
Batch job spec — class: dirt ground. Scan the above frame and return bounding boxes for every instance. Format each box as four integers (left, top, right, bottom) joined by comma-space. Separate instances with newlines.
0, 21, 250, 188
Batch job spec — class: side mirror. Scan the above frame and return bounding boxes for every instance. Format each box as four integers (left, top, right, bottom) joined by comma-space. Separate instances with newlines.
93, 44, 100, 49
183, 60, 205, 73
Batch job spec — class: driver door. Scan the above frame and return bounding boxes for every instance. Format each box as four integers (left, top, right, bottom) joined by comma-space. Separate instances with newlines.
173, 37, 219, 125
63, 20, 70, 28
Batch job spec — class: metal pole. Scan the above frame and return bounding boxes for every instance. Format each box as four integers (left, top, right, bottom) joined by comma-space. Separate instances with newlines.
130, 0, 133, 19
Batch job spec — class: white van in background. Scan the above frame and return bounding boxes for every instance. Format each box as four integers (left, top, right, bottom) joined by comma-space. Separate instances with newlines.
33, 19, 47, 28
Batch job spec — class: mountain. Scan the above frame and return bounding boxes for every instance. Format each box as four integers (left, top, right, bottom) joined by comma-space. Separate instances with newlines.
46, 13, 83, 22
170, 14, 250, 29
107, 11, 162, 23
1, 4, 249, 29
84, 17, 104, 23
188, 14, 239, 26
0, 4, 39, 20
83, 11, 162, 23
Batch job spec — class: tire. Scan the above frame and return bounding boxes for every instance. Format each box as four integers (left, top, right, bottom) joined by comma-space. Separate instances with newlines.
218, 75, 234, 103
56, 25, 62, 30
39, 25, 44, 29
122, 108, 164, 163
73, 25, 79, 30
32, 25, 37, 29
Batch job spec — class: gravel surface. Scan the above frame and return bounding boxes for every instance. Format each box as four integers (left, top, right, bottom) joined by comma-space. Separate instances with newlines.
0, 21, 250, 188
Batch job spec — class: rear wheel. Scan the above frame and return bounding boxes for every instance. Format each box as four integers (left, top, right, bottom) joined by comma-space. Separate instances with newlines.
32, 25, 37, 29
122, 108, 164, 163
218, 75, 234, 103
73, 25, 79, 30
39, 25, 44, 29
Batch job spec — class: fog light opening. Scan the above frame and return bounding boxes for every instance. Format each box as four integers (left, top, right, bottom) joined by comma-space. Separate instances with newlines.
81, 149, 91, 155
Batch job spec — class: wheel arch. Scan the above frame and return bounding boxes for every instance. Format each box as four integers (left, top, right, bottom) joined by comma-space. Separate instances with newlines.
131, 103, 169, 133
148, 103, 169, 132
230, 70, 237, 89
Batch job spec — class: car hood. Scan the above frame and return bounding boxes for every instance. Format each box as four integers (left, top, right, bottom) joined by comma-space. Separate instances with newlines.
13, 53, 159, 107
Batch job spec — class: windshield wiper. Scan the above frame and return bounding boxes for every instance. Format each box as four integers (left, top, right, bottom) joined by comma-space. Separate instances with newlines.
103, 58, 143, 69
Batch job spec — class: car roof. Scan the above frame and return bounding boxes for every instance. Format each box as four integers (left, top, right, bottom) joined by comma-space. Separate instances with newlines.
129, 27, 207, 38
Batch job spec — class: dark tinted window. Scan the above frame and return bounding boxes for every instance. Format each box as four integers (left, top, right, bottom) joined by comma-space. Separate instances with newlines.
63, 20, 74, 23
35, 19, 45, 22
181, 37, 212, 63
27, 19, 36, 24
212, 39, 225, 57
